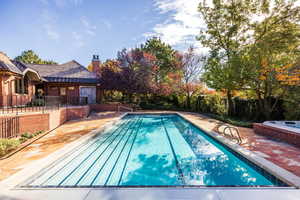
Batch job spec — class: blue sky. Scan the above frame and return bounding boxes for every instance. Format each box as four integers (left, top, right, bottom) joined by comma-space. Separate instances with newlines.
0, 0, 204, 66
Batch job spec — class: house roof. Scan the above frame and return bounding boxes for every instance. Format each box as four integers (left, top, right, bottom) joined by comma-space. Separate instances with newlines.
0, 51, 99, 84
0, 52, 22, 75
25, 60, 99, 83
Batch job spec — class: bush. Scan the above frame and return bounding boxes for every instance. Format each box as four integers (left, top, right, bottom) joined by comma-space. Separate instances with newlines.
19, 131, 44, 143
30, 98, 45, 106
196, 94, 226, 115
0, 139, 20, 157
21, 132, 34, 139
283, 87, 300, 120
206, 114, 253, 128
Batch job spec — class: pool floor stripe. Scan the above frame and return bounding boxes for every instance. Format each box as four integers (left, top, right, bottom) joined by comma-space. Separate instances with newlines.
117, 118, 144, 186
104, 118, 143, 185
161, 117, 186, 185
55, 118, 138, 186
91, 117, 144, 186
34, 118, 132, 186
73, 117, 141, 186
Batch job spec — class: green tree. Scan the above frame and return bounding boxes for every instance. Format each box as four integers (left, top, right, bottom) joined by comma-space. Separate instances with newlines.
15, 50, 57, 64
141, 37, 178, 83
198, 0, 257, 116
241, 18, 300, 119
198, 0, 300, 119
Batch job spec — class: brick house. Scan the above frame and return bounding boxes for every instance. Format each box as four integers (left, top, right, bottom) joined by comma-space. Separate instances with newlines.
0, 52, 100, 107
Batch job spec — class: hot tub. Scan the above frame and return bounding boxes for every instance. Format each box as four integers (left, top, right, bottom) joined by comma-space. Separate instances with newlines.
253, 121, 300, 147
263, 121, 300, 134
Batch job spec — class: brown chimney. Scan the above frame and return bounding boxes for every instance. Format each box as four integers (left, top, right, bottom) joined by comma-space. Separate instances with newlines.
92, 55, 100, 73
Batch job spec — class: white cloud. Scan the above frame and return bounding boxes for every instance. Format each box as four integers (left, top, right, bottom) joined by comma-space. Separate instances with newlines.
80, 16, 97, 36
39, 0, 49, 5
43, 24, 60, 40
101, 20, 112, 30
72, 31, 85, 47
41, 9, 60, 40
147, 0, 207, 53
54, 0, 84, 8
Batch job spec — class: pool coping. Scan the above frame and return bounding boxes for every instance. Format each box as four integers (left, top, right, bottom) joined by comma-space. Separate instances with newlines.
0, 112, 299, 192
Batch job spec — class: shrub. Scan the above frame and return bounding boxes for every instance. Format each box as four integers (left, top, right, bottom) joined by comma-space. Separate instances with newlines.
19, 131, 44, 143
196, 94, 226, 116
0, 139, 20, 157
30, 98, 45, 106
21, 132, 34, 139
283, 87, 300, 120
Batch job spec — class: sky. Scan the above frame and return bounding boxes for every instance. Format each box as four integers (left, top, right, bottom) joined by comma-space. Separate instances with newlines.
0, 0, 205, 66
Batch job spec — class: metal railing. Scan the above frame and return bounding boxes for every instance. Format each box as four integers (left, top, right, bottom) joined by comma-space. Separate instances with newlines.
216, 123, 243, 144
0, 116, 20, 138
0, 95, 88, 115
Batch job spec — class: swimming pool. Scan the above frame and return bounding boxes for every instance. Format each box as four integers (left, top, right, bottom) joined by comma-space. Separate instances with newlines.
22, 114, 287, 187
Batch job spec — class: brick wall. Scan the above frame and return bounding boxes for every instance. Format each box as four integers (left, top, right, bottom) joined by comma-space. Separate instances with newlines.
66, 106, 90, 120
253, 123, 300, 148
89, 103, 132, 112
0, 105, 91, 138
90, 104, 119, 112
19, 113, 49, 134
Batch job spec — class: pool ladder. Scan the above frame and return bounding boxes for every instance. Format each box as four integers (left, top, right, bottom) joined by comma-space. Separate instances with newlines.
216, 123, 243, 144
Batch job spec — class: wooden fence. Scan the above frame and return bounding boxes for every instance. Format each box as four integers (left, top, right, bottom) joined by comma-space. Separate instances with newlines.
0, 116, 20, 138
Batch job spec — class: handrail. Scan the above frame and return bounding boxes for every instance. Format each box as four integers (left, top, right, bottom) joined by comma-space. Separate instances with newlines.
117, 105, 133, 112
216, 123, 243, 144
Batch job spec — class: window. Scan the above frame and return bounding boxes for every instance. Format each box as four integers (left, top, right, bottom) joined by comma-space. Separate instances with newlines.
60, 87, 66, 95
14, 79, 24, 94
68, 86, 75, 90
14, 77, 29, 94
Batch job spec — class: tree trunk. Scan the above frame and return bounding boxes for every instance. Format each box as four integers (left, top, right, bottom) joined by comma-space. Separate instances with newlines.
227, 90, 234, 116
186, 93, 191, 110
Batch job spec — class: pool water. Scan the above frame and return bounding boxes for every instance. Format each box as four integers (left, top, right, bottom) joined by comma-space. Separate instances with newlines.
24, 114, 286, 187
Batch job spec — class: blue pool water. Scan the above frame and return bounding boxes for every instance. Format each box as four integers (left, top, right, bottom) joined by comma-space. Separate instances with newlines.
24, 114, 287, 187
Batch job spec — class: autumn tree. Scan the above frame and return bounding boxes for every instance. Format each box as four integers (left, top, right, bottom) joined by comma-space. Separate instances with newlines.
116, 48, 158, 101
141, 37, 178, 83
240, 2, 300, 119
198, 0, 257, 115
177, 46, 205, 108
199, 0, 300, 119
15, 50, 57, 64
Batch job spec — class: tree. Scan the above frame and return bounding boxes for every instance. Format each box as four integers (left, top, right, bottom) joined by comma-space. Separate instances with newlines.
177, 46, 205, 108
141, 37, 178, 83
115, 48, 158, 101
198, 0, 257, 115
241, 17, 300, 119
198, 0, 300, 119
15, 50, 57, 64
98, 59, 122, 91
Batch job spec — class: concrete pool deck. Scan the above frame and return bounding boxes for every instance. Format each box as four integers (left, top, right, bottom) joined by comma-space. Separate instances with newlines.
0, 111, 300, 199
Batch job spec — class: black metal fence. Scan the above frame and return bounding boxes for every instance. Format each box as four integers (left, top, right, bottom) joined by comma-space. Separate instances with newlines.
0, 116, 20, 138
0, 95, 88, 115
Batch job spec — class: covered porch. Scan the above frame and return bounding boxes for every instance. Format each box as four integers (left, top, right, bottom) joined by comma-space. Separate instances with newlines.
0, 68, 42, 108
